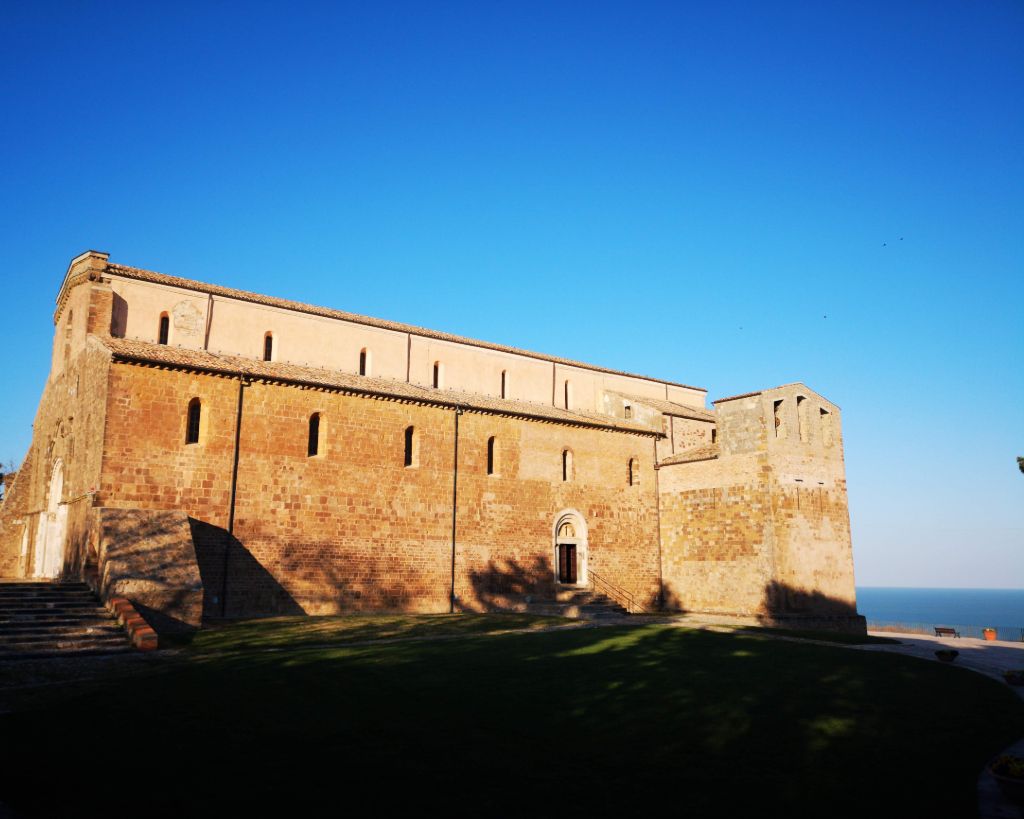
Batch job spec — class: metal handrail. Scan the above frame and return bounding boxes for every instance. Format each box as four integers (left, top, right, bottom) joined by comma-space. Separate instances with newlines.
589, 569, 648, 614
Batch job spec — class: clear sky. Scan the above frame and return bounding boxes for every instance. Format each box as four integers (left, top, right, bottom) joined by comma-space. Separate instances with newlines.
1, 1, 1021, 588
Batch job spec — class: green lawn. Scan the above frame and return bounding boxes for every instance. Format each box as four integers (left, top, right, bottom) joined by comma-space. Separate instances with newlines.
163, 611, 578, 651
2, 618, 1021, 817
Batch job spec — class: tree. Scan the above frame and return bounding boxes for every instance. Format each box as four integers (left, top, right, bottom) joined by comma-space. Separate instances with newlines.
0, 459, 17, 504
1018, 456, 1024, 475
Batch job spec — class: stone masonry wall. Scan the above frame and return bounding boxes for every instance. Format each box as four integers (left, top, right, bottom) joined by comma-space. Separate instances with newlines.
454, 411, 660, 611
658, 452, 775, 615
0, 282, 112, 578
97, 361, 661, 618
657, 383, 860, 624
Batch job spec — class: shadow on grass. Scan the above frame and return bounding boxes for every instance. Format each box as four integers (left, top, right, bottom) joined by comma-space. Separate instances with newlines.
162, 612, 576, 652
732, 626, 901, 645
1, 623, 1021, 817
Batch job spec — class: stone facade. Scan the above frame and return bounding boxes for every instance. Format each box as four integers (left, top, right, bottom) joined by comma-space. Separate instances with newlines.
0, 251, 865, 632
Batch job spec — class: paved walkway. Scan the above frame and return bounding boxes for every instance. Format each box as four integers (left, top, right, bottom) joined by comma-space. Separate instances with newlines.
857, 630, 1024, 685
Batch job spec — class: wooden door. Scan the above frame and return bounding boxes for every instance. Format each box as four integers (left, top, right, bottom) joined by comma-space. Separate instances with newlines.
558, 543, 577, 584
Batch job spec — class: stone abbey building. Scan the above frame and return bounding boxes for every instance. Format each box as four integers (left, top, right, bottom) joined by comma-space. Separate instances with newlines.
0, 251, 865, 632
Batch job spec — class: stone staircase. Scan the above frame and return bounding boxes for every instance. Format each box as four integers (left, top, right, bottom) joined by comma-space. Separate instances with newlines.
525, 588, 630, 619
0, 580, 133, 659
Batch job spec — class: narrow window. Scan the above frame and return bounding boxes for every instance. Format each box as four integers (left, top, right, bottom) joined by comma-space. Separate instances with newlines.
711, 428, 718, 444
773, 399, 785, 439
564, 380, 572, 410
63, 310, 73, 367
624, 404, 632, 419
158, 313, 170, 345
359, 348, 370, 376
433, 361, 444, 389
820, 408, 833, 446
500, 370, 507, 399
186, 398, 202, 445
796, 395, 808, 442
308, 413, 320, 457
628, 457, 638, 487
562, 449, 573, 482
404, 425, 417, 467
263, 333, 274, 362
487, 436, 497, 476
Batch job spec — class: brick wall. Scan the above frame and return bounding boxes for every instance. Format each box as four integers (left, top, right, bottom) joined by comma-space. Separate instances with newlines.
453, 411, 660, 611
97, 361, 662, 617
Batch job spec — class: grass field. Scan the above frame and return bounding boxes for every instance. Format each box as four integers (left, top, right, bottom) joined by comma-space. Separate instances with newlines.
2, 616, 1020, 817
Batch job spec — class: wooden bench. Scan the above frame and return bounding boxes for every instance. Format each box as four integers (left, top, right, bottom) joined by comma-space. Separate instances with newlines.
934, 627, 960, 638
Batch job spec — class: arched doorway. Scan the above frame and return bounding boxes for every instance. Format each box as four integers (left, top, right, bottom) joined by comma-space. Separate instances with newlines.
553, 510, 587, 587
33, 460, 67, 579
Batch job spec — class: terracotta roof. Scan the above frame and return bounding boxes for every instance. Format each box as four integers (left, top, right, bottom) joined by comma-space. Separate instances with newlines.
103, 262, 705, 393
97, 337, 661, 436
658, 443, 720, 466
608, 391, 716, 422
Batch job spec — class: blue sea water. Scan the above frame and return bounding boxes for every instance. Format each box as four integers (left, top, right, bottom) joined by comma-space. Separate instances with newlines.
856, 587, 1024, 639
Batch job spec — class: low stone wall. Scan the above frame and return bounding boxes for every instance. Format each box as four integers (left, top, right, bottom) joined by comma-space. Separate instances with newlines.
94, 507, 204, 632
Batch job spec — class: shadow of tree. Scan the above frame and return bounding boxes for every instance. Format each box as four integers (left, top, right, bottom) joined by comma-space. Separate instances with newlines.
463, 554, 556, 612
2, 622, 1020, 816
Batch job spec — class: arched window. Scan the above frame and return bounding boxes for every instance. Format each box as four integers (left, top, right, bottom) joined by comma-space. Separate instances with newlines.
562, 448, 573, 482
433, 361, 444, 389
564, 380, 573, 410
500, 370, 508, 399
487, 436, 497, 476
263, 333, 274, 362
359, 348, 370, 376
186, 398, 202, 445
796, 395, 808, 442
308, 413, 321, 457
628, 457, 639, 487
404, 425, 417, 467
158, 313, 170, 345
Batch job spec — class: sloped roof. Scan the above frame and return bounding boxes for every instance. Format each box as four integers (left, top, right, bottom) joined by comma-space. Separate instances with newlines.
658, 443, 720, 466
104, 262, 705, 393
607, 391, 716, 422
98, 337, 661, 436
712, 382, 837, 408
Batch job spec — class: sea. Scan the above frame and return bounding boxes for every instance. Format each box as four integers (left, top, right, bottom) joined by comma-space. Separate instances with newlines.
856, 587, 1024, 640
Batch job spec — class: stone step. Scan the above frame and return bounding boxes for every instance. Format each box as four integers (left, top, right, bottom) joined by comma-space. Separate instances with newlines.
0, 582, 90, 590
0, 644, 135, 661
0, 598, 108, 607
524, 601, 628, 619
0, 625, 125, 642
0, 617, 117, 630
0, 581, 134, 656
0, 610, 111, 622
0, 599, 102, 609
0, 634, 130, 651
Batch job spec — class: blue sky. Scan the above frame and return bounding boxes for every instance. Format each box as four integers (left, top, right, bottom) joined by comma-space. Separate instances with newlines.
2, 1, 1021, 587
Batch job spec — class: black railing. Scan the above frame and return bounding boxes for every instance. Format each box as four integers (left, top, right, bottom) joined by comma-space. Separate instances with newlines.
589, 570, 647, 614
867, 620, 1024, 642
